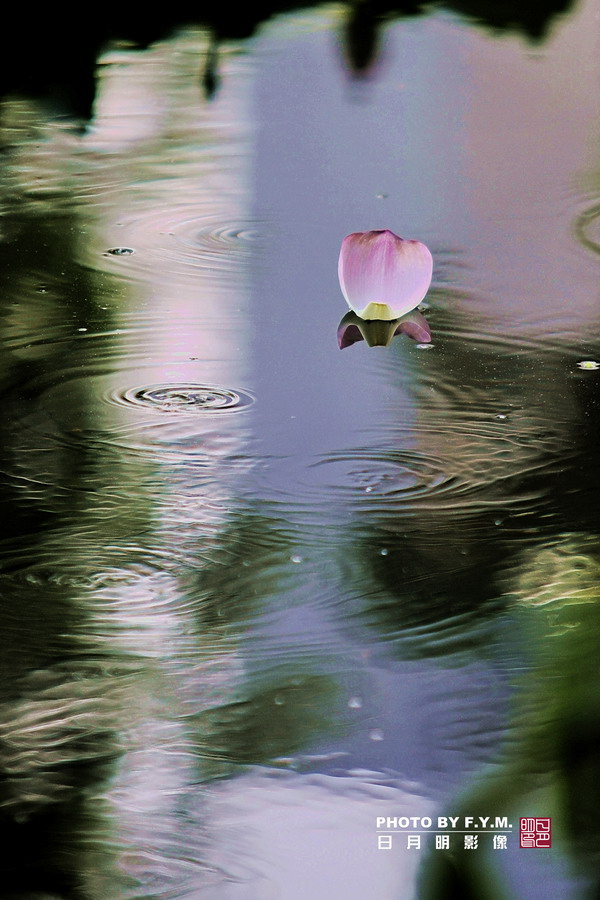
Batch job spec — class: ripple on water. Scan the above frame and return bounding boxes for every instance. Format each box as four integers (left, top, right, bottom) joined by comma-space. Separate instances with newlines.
259, 437, 550, 507
82, 208, 263, 282
411, 287, 598, 357
106, 383, 255, 415
7, 363, 255, 466
307, 452, 453, 501
256, 450, 455, 515
255, 413, 570, 537
574, 200, 600, 256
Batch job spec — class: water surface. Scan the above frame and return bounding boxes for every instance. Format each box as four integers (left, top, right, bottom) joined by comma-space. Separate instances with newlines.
0, 4, 599, 898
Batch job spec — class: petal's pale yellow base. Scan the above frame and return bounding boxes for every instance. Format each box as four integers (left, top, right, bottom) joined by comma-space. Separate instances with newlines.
356, 302, 398, 321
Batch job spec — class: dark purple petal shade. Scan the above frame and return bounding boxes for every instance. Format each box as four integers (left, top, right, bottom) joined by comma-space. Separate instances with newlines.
337, 321, 365, 349
394, 310, 432, 343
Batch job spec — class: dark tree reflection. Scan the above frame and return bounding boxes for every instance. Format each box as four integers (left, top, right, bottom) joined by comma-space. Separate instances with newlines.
0, 0, 576, 117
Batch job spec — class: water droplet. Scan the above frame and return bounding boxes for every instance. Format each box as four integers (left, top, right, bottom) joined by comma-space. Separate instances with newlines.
348, 696, 363, 709
416, 343, 434, 350
369, 728, 384, 742
290, 554, 303, 564
106, 247, 135, 256
577, 360, 599, 370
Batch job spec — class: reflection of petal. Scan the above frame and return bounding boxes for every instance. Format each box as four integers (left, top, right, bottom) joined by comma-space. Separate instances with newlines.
337, 309, 431, 349
395, 309, 431, 344
338, 230, 433, 320
337, 317, 365, 349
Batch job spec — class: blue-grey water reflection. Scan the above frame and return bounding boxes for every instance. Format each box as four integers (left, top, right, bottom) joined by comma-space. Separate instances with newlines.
0, 3, 599, 898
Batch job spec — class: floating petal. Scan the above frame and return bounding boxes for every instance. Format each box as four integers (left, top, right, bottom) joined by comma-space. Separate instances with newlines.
338, 229, 433, 320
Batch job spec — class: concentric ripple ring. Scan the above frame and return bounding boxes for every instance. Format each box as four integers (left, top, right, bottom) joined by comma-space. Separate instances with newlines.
106, 383, 255, 414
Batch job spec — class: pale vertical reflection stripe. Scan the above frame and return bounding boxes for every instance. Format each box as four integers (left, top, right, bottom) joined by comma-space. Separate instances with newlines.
78, 33, 255, 896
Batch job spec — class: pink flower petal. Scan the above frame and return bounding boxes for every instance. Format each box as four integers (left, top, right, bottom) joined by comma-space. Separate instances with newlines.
338, 230, 433, 320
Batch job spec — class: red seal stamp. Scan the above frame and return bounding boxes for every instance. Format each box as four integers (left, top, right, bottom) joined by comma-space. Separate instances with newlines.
520, 818, 551, 848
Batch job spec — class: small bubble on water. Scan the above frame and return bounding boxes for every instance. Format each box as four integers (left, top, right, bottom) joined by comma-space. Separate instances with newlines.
495, 414, 507, 420
290, 554, 303, 564
365, 486, 373, 493
417, 301, 430, 311
379, 548, 389, 556
416, 343, 434, 350
348, 696, 363, 709
274, 695, 285, 706
375, 193, 389, 199
106, 247, 135, 256
369, 728, 385, 742
77, 327, 87, 332
494, 519, 503, 526
577, 360, 599, 370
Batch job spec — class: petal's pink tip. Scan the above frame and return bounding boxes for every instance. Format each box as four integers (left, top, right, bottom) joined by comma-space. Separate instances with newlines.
338, 229, 433, 320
